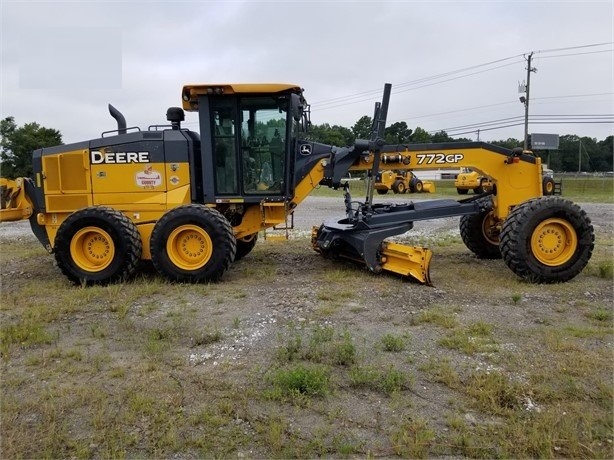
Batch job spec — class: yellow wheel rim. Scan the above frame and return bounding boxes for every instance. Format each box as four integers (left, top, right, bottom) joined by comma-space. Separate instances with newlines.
531, 218, 577, 266
166, 224, 213, 270
546, 182, 554, 193
481, 212, 500, 245
70, 226, 115, 272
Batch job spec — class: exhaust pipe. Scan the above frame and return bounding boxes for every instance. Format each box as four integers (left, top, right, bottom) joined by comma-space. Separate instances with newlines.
108, 104, 127, 134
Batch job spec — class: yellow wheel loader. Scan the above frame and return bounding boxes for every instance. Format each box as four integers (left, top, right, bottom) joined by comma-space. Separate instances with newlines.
0, 83, 594, 286
454, 168, 493, 194
374, 170, 434, 194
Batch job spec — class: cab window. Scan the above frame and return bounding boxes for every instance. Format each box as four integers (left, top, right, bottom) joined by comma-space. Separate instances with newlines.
239, 97, 287, 194
212, 99, 238, 194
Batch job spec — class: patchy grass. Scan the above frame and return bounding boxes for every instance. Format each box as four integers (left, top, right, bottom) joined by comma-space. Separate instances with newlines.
1, 225, 612, 458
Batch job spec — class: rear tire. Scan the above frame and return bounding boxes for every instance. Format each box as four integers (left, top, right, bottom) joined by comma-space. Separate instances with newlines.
500, 197, 594, 283
54, 207, 142, 285
542, 177, 555, 196
235, 233, 258, 261
474, 178, 488, 194
457, 188, 469, 195
150, 205, 236, 282
459, 197, 501, 259
392, 180, 406, 194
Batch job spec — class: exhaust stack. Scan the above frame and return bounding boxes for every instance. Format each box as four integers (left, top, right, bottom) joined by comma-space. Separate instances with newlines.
108, 104, 127, 134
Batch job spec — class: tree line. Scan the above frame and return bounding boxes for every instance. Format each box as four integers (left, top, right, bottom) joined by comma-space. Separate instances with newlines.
305, 115, 613, 172
1, 115, 612, 178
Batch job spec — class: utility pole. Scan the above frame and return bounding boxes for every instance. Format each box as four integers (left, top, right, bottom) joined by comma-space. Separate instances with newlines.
520, 52, 537, 150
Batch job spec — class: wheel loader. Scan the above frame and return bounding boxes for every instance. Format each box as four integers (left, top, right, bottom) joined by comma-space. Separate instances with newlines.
455, 166, 560, 196
0, 83, 594, 286
454, 168, 492, 194
374, 170, 434, 194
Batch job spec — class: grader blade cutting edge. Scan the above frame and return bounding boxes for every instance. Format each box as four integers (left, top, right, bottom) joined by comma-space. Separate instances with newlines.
312, 198, 487, 285
381, 242, 433, 285
311, 221, 433, 285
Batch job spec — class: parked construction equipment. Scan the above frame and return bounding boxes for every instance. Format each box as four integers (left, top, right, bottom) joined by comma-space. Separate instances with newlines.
0, 83, 594, 286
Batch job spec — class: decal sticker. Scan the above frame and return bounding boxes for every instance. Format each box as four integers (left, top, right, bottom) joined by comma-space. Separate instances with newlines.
415, 153, 464, 165
169, 175, 180, 185
299, 144, 312, 155
135, 165, 162, 188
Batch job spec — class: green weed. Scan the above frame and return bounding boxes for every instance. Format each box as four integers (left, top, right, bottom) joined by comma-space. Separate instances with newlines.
390, 417, 435, 458
267, 364, 330, 399
413, 308, 458, 329
381, 333, 407, 352
349, 365, 410, 395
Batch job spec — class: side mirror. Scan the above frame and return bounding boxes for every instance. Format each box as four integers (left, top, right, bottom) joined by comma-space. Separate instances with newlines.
290, 93, 302, 120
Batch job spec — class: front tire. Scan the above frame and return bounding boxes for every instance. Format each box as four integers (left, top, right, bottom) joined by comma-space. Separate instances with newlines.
414, 180, 424, 193
457, 188, 469, 195
500, 197, 594, 283
150, 205, 236, 282
54, 207, 142, 285
459, 197, 501, 259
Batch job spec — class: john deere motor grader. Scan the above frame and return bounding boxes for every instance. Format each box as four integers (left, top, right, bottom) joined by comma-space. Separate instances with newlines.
0, 83, 594, 286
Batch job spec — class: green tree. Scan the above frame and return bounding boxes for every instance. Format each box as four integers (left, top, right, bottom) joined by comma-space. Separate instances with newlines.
409, 127, 431, 143
306, 123, 353, 146
384, 121, 412, 144
351, 115, 373, 140
1, 117, 62, 178
491, 138, 522, 150
430, 130, 454, 143
596, 136, 613, 171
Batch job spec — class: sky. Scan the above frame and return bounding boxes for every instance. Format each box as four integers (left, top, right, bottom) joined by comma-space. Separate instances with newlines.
1, 0, 613, 146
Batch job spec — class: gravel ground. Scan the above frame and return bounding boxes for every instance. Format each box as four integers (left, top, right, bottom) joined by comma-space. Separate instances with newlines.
1, 196, 612, 243
1, 196, 612, 458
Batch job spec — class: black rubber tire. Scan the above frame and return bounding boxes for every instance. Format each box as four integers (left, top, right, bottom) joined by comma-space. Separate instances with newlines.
392, 180, 405, 194
542, 177, 555, 196
54, 206, 142, 285
376, 188, 388, 195
150, 205, 236, 283
500, 197, 594, 283
415, 180, 424, 193
459, 197, 501, 259
235, 233, 258, 261
474, 178, 488, 194
457, 188, 469, 195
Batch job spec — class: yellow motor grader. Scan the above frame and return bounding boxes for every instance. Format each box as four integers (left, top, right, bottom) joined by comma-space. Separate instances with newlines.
0, 83, 594, 286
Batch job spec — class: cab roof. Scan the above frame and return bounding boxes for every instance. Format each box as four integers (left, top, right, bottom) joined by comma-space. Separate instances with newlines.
181, 83, 302, 111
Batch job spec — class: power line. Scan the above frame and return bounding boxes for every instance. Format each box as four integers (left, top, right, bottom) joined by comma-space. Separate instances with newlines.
310, 42, 612, 110
314, 60, 524, 112
535, 42, 613, 55
444, 119, 614, 137
430, 115, 614, 136
397, 92, 614, 122
310, 54, 525, 107
537, 49, 613, 60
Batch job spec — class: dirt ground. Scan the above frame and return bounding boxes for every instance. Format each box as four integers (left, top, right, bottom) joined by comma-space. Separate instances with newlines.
1, 197, 613, 458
